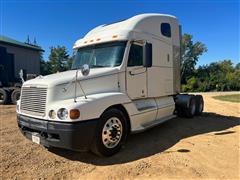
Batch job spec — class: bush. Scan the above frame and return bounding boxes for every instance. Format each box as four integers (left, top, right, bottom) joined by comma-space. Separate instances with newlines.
182, 60, 240, 92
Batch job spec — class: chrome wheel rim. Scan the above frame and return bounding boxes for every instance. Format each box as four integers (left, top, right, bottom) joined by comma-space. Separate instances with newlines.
102, 117, 123, 149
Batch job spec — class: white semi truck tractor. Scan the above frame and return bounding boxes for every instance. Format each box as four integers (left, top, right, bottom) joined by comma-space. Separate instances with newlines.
16, 14, 204, 156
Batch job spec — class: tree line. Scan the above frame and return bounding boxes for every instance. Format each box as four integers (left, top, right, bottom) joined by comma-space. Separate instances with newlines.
40, 46, 73, 75
180, 34, 239, 92
40, 34, 240, 92
182, 60, 240, 92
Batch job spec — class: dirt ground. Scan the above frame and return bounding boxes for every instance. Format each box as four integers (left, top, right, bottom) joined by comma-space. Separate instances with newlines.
0, 92, 239, 179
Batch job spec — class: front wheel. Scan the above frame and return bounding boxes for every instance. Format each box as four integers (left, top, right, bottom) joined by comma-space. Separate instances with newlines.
91, 108, 128, 157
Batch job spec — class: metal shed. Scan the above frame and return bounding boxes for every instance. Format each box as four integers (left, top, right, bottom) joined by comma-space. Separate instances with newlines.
0, 35, 44, 104
0, 35, 44, 81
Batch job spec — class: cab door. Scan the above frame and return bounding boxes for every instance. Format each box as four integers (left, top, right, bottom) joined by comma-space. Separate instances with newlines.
126, 43, 147, 99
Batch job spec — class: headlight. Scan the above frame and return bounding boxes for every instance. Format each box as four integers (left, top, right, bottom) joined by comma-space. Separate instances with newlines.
57, 108, 68, 120
49, 110, 56, 119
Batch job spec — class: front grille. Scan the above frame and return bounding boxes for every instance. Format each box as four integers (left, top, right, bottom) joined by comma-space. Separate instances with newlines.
20, 87, 47, 116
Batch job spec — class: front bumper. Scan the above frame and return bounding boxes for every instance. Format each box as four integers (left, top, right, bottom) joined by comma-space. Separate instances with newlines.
17, 114, 98, 151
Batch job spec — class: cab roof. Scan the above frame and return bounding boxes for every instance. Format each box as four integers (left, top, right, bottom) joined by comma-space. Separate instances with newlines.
73, 13, 179, 49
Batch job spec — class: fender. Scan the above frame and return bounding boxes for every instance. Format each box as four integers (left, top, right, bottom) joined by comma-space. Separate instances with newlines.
46, 92, 132, 122
77, 92, 132, 120
79, 92, 131, 120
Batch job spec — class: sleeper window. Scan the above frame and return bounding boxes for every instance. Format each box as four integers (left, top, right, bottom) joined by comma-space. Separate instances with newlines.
127, 44, 143, 66
161, 23, 171, 38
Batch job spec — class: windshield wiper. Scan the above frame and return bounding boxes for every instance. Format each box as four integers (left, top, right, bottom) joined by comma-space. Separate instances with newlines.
71, 64, 107, 70
91, 65, 106, 68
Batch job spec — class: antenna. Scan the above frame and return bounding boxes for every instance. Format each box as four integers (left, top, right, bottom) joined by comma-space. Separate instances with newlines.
26, 35, 30, 44
33, 37, 37, 45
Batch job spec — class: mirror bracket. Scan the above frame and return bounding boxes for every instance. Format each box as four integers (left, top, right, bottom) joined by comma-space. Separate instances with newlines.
19, 69, 25, 83
74, 64, 90, 102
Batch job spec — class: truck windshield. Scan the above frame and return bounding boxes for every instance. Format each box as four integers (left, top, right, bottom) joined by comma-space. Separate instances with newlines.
71, 41, 126, 69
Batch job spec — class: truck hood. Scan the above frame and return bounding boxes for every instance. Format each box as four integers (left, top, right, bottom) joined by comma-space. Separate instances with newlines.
23, 67, 120, 88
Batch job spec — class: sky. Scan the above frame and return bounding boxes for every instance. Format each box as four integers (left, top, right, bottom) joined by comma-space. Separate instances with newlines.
1, 0, 239, 66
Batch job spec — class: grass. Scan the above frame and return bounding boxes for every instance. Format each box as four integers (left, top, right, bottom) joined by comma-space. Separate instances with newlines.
213, 94, 240, 103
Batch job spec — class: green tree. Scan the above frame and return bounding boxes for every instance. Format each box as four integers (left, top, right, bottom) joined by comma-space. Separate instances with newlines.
182, 76, 199, 92
49, 46, 69, 73
39, 51, 51, 75
181, 34, 207, 84
186, 59, 240, 92
229, 69, 240, 90
207, 60, 234, 91
65, 56, 74, 70
40, 60, 52, 75
235, 63, 240, 70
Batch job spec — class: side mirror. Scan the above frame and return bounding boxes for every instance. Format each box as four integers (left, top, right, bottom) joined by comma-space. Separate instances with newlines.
81, 64, 90, 76
143, 43, 152, 68
19, 69, 25, 83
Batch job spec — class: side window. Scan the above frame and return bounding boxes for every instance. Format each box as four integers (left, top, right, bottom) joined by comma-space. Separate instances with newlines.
127, 44, 143, 66
161, 23, 171, 38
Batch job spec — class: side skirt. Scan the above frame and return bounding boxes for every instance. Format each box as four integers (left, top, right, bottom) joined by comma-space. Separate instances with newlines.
131, 114, 176, 134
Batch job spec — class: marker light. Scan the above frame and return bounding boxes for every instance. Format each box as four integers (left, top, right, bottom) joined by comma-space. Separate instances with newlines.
112, 35, 118, 38
96, 38, 101, 41
49, 110, 56, 119
70, 109, 80, 119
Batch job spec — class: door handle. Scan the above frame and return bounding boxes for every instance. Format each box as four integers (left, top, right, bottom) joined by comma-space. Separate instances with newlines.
129, 68, 147, 76
129, 71, 135, 76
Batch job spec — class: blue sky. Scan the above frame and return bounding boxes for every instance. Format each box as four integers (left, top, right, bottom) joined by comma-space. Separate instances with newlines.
1, 0, 239, 66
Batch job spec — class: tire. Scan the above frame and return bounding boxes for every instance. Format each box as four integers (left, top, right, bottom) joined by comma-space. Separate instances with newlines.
0, 88, 10, 105
11, 88, 21, 105
91, 108, 128, 157
183, 95, 196, 118
175, 94, 196, 118
195, 95, 204, 115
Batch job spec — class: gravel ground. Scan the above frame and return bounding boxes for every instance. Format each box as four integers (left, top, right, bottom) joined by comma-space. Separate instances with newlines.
0, 92, 239, 179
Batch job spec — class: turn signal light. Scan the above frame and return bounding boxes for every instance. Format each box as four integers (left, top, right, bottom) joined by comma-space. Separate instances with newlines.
70, 109, 80, 119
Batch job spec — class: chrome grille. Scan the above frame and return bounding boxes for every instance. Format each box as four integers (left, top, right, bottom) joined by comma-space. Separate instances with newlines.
20, 87, 47, 116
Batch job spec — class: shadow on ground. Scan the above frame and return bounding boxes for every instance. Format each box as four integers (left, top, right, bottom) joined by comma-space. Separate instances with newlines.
49, 112, 240, 165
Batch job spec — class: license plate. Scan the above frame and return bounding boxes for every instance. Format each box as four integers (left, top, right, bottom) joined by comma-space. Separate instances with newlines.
32, 134, 40, 144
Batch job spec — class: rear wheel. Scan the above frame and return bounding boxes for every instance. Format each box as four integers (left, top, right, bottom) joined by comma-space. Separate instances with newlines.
91, 108, 128, 156
0, 88, 10, 104
195, 95, 204, 115
11, 88, 21, 105
175, 94, 196, 118
183, 95, 196, 118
